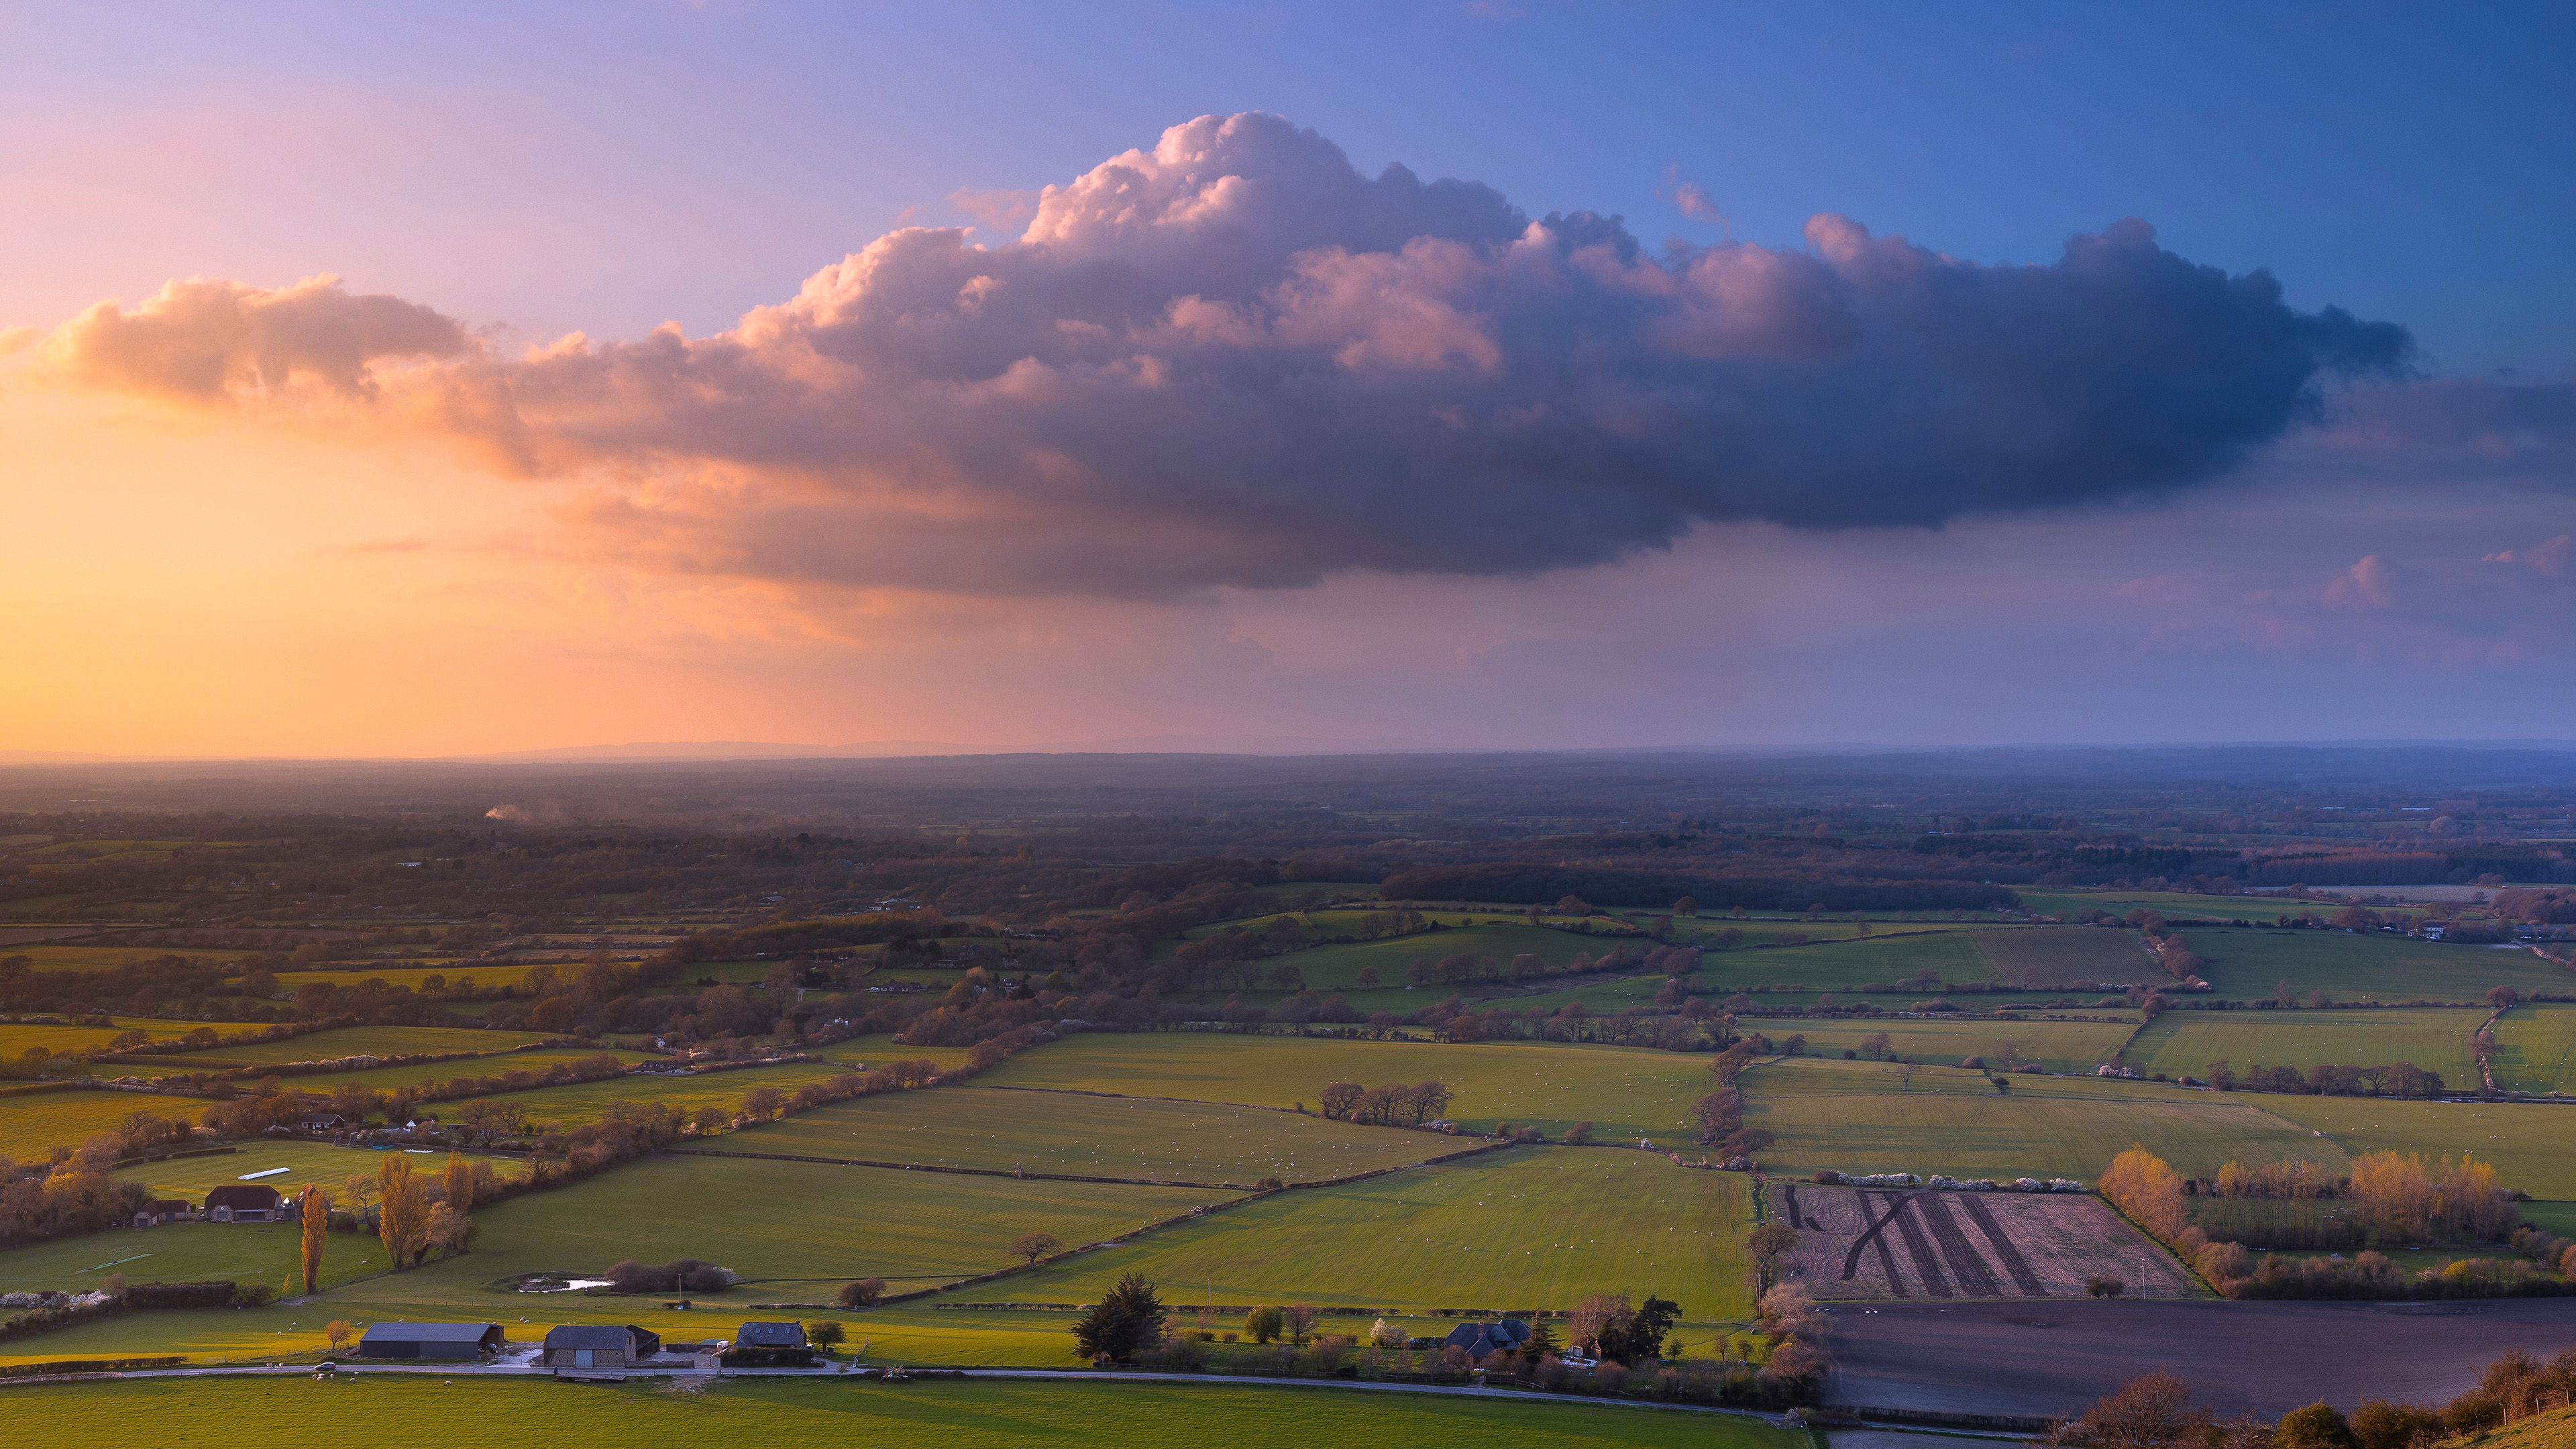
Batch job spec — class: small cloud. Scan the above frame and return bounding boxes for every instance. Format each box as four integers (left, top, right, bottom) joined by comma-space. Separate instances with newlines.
947, 187, 1040, 233
2483, 534, 2571, 576
2324, 555, 2398, 608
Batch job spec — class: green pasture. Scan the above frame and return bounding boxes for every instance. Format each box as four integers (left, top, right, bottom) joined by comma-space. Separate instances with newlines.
2519, 1201, 2576, 1236
1742, 1016, 2139, 1075
0, 1088, 201, 1163
1970, 926, 2155, 986
816, 1032, 980, 1072
216, 1046, 664, 1097
262, 963, 546, 994
320, 1151, 1221, 1305
2490, 1004, 2576, 1095
2123, 1008, 2487, 1087
0, 1376, 1802, 1449
1737, 1056, 2346, 1183
2251, 1095, 2576, 1200
965, 1146, 1757, 1318
469, 1061, 861, 1132
2015, 889, 2288, 921
722, 1085, 1460, 1185
1693, 932, 1994, 991
976, 1034, 1719, 1141
0, 1218, 385, 1297
168, 1025, 553, 1066
0, 1016, 200, 1058
109, 1141, 527, 1199
1222, 922, 1640, 992
2177, 929, 2562, 1002
0, 944, 256, 973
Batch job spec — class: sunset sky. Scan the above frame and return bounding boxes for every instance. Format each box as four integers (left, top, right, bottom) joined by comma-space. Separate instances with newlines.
3, 2, 2569, 758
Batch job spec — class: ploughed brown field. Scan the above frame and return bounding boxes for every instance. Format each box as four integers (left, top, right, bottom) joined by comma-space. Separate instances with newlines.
1772, 1183, 2196, 1300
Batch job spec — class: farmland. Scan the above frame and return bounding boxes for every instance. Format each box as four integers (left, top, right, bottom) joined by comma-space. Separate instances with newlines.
2178, 929, 2565, 1002
976, 1034, 1718, 1141
722, 1084, 1462, 1184
2121, 1008, 2488, 1087
160, 1025, 554, 1066
263, 963, 546, 994
2247, 1095, 2576, 1201
1695, 932, 1994, 991
970, 1146, 1758, 1317
1738, 1016, 2139, 1075
2490, 1003, 2576, 1095
0, 944, 256, 974
1971, 927, 2154, 986
0, 1017, 197, 1058
1213, 920, 1633, 992
462, 1061, 855, 1132
219, 1046, 665, 1096
1772, 1181, 2196, 1299
109, 1140, 525, 1199
0, 1087, 201, 1161
0, 1217, 384, 1296
0, 1377, 1803, 1449
1735, 1057, 2346, 1183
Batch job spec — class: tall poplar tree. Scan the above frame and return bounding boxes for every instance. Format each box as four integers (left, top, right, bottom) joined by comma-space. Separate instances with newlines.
443, 1150, 473, 1212
377, 1155, 429, 1270
299, 1185, 328, 1295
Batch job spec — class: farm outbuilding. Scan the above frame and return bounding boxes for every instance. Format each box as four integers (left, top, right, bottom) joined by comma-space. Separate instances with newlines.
357, 1322, 504, 1360
202, 1185, 282, 1223
543, 1324, 661, 1370
720, 1320, 814, 1368
133, 1199, 192, 1228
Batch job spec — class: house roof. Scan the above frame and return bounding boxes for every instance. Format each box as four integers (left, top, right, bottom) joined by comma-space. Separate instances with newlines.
203, 1185, 282, 1210
1442, 1319, 1532, 1355
360, 1322, 498, 1344
736, 1321, 808, 1346
544, 1324, 639, 1350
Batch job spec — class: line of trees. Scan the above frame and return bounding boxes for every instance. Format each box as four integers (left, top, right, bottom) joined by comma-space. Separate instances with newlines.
1316, 1079, 1452, 1126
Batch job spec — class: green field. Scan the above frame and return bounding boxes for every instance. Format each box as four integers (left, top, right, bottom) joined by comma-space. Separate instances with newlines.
0, 1377, 1802, 1449
1741, 1016, 2139, 1075
968, 1146, 1756, 1318
0, 944, 256, 974
2490, 1004, 2576, 1095
1695, 932, 1996, 991
2250, 1095, 2576, 1200
2123, 1008, 2487, 1087
109, 1141, 527, 1199
2015, 888, 2290, 921
0, 1217, 387, 1296
468, 1062, 857, 1133
262, 963, 547, 993
2179, 929, 2565, 1002
724, 1085, 1463, 1184
0, 1017, 200, 1058
1971, 927, 2155, 986
1737, 1056, 2346, 1183
164, 1025, 554, 1066
977, 1034, 1717, 1141
0, 1088, 202, 1162
225, 1046, 665, 1097
816, 1032, 981, 1072
1215, 921, 1639, 993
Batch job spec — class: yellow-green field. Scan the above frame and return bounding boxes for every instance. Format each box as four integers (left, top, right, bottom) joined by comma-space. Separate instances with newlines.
816, 1032, 981, 1072
2249, 1094, 2576, 1200
2122, 1008, 2487, 1087
0, 1377, 1803, 1448
966, 1146, 1756, 1317
109, 1141, 527, 1199
166, 1025, 555, 1065
1740, 1016, 2138, 1074
1737, 1056, 2347, 1183
0, 1017, 201, 1057
262, 963, 547, 993
1695, 932, 1994, 991
1970, 926, 2155, 986
2491, 1003, 2576, 1095
976, 1034, 1717, 1140
2178, 929, 2565, 1002
0, 1088, 203, 1162
221, 1046, 664, 1096
722, 1084, 1468, 1184
0, 1218, 385, 1296
466, 1061, 867, 1133
0, 945, 256, 974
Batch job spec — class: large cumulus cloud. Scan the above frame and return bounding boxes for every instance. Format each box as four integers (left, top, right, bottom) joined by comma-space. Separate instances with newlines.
32, 112, 2414, 596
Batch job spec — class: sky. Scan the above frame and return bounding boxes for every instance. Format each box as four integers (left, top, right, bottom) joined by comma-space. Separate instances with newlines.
1, 1, 2570, 758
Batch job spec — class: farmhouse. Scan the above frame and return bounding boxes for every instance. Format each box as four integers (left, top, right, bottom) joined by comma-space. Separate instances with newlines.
133, 1199, 193, 1228
721, 1320, 814, 1368
202, 1185, 282, 1222
543, 1323, 661, 1370
1442, 1318, 1531, 1358
357, 1322, 504, 1360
